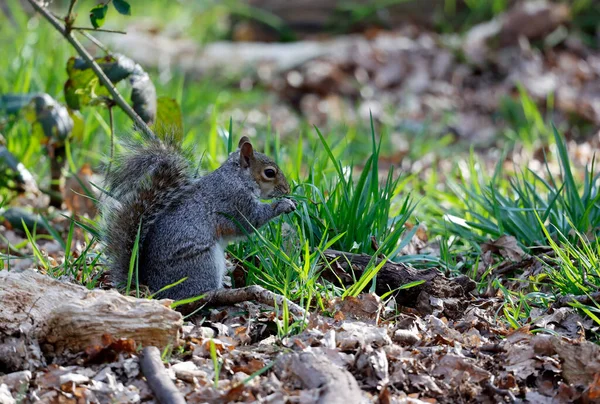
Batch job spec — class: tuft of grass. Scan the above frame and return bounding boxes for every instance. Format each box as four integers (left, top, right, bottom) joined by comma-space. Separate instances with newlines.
294, 120, 416, 258
441, 127, 600, 250
539, 216, 600, 303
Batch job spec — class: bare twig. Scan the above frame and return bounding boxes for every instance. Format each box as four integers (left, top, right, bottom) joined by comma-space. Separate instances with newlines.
72, 26, 127, 34
65, 0, 78, 26
176, 285, 307, 319
80, 30, 111, 54
140, 346, 186, 404
25, 0, 156, 140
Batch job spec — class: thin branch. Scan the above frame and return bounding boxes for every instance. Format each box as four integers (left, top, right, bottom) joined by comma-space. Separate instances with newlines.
26, 0, 156, 140
72, 26, 127, 34
66, 0, 78, 26
139, 347, 186, 404
80, 30, 111, 54
176, 285, 307, 319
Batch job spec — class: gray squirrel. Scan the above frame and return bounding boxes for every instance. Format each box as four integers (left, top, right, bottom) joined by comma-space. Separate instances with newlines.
100, 135, 296, 300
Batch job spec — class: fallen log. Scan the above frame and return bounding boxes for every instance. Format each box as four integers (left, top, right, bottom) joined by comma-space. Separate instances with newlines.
322, 249, 476, 307
0, 270, 182, 370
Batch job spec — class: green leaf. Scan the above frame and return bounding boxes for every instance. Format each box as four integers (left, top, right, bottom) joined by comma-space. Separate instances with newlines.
64, 57, 112, 110
113, 0, 131, 15
67, 109, 85, 141
152, 97, 183, 141
89, 4, 108, 29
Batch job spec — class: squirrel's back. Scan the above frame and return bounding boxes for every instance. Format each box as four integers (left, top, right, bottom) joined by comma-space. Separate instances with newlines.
100, 137, 194, 289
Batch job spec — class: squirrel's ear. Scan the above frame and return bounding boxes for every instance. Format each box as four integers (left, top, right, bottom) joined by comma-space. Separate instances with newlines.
238, 136, 251, 149
239, 141, 254, 168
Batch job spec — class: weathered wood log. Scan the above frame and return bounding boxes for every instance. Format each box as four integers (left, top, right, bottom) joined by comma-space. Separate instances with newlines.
274, 351, 367, 404
0, 270, 182, 369
322, 249, 476, 307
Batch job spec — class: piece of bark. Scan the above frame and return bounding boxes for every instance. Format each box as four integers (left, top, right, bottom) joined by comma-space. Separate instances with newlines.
274, 351, 367, 404
140, 346, 186, 404
322, 249, 475, 307
0, 270, 182, 364
176, 285, 306, 319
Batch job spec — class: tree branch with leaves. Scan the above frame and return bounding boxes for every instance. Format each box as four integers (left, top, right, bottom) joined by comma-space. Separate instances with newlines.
25, 0, 157, 140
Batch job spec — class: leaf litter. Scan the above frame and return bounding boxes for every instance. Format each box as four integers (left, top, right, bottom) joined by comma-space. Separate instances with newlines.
1, 281, 599, 403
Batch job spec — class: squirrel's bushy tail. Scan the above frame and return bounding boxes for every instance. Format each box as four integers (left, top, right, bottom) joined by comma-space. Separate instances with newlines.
100, 137, 193, 288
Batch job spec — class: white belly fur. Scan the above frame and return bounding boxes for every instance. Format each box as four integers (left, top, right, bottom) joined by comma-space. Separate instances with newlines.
212, 241, 227, 284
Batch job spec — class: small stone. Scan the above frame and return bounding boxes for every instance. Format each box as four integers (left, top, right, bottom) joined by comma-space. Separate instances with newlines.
198, 327, 216, 339
172, 361, 206, 383
171, 361, 197, 373
58, 373, 90, 385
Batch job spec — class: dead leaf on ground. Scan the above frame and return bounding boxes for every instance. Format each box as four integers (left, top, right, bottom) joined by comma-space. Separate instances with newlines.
481, 235, 526, 263
328, 293, 383, 325
84, 333, 136, 364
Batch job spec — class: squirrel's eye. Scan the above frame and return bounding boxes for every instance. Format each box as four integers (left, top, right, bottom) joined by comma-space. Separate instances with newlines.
264, 168, 276, 179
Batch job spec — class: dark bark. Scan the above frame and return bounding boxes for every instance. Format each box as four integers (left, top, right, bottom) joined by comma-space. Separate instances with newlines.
322, 249, 476, 307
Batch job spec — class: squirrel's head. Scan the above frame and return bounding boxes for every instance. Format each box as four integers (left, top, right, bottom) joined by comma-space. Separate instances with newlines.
237, 136, 291, 199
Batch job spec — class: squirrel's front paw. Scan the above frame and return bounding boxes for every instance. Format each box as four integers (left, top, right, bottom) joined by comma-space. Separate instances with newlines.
273, 198, 297, 215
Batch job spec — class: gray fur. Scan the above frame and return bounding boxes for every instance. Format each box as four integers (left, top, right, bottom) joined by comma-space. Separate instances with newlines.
100, 137, 295, 300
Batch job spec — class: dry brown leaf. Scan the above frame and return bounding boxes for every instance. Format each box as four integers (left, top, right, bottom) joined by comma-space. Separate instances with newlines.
433, 354, 491, 384
550, 337, 600, 386
586, 373, 600, 401
532, 307, 589, 340
84, 333, 136, 364
481, 235, 526, 262
328, 293, 383, 325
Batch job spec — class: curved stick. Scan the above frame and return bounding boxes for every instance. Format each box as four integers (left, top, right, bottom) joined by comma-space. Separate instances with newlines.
140, 346, 186, 404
